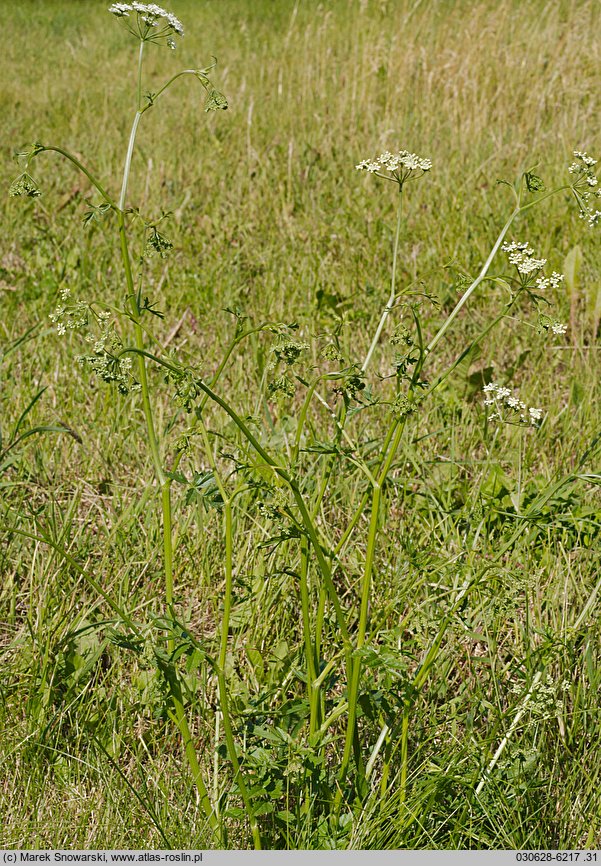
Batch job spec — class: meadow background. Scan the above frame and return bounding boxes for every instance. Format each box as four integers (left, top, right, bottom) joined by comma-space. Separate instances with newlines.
1, 0, 600, 850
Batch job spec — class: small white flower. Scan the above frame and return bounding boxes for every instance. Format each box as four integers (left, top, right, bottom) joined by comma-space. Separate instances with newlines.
551, 322, 567, 335
569, 151, 601, 228
109, 2, 184, 39
109, 2, 131, 15
573, 150, 597, 167
355, 148, 432, 185
481, 381, 543, 427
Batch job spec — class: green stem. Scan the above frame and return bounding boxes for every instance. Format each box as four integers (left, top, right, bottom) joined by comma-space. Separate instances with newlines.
299, 539, 319, 735
333, 421, 396, 557
136, 40, 144, 111
165, 672, 220, 842
216, 516, 262, 849
151, 68, 207, 103
314, 583, 327, 730
335, 483, 381, 808
37, 146, 115, 206
116, 45, 214, 823
162, 484, 174, 608
334, 416, 405, 814
119, 113, 142, 212
194, 378, 353, 671
362, 190, 404, 372
198, 419, 262, 849
198, 322, 285, 414
398, 703, 410, 806
427, 207, 519, 355
117, 211, 165, 486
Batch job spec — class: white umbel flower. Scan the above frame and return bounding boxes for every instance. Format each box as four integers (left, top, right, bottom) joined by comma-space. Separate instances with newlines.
356, 149, 432, 186
569, 150, 601, 229
109, 2, 184, 42
481, 382, 544, 427
501, 241, 547, 276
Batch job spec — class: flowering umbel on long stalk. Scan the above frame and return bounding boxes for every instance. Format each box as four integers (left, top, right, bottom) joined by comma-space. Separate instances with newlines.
109, 2, 184, 47
356, 149, 432, 187
569, 150, 601, 228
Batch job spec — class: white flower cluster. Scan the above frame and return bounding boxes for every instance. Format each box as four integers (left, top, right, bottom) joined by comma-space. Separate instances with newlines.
538, 314, 567, 336
109, 3, 184, 45
569, 150, 598, 177
49, 287, 88, 336
77, 314, 140, 395
482, 382, 543, 426
568, 150, 601, 228
501, 241, 546, 275
535, 272, 564, 291
356, 150, 432, 184
501, 241, 564, 290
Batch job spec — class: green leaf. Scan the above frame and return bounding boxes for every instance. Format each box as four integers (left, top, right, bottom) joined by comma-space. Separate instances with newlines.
204, 88, 228, 112
246, 647, 265, 680
184, 471, 224, 510
253, 802, 275, 817
525, 171, 545, 192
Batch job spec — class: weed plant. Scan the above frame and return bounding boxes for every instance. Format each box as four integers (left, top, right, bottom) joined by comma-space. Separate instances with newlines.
1, 0, 600, 851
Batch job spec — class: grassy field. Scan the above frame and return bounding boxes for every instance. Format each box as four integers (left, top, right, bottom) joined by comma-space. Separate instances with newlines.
1, 0, 600, 850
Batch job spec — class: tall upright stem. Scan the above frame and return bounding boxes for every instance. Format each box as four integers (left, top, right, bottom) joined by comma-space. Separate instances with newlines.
117, 212, 165, 487
299, 539, 319, 735
362, 190, 404, 372
118, 39, 171, 634
426, 207, 519, 355
136, 40, 144, 110
113, 40, 220, 835
334, 420, 405, 813
198, 420, 262, 849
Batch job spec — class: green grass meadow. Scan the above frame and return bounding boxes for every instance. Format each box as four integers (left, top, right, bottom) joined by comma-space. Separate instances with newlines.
1, 0, 600, 850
